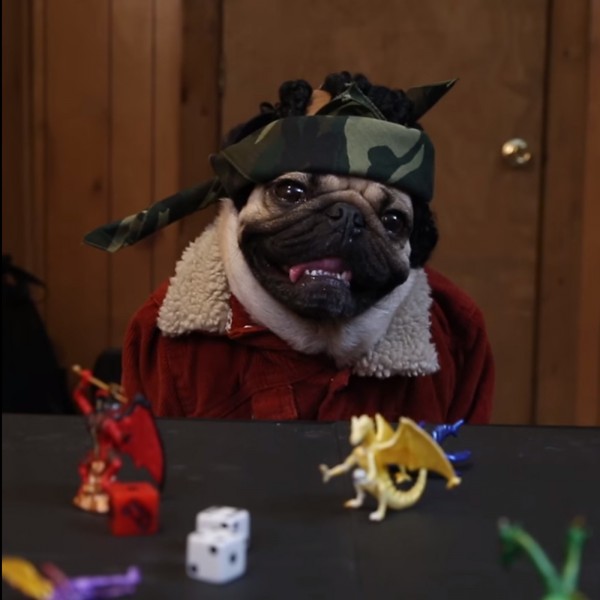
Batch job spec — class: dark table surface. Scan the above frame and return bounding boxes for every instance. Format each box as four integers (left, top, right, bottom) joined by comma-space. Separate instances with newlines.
2, 415, 600, 600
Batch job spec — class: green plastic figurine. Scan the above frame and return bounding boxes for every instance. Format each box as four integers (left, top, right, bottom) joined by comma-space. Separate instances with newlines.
498, 518, 589, 599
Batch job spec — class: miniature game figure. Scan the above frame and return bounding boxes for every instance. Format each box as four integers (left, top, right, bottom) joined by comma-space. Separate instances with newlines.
71, 366, 165, 515
2, 556, 141, 599
425, 419, 472, 465
498, 518, 589, 600
320, 414, 461, 521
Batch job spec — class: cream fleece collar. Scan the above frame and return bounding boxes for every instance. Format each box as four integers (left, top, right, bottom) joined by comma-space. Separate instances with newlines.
158, 208, 439, 378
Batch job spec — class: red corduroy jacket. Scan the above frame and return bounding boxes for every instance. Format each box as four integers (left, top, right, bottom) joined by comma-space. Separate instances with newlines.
122, 268, 494, 424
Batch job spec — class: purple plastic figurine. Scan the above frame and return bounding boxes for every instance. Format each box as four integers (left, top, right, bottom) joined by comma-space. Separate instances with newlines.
1, 556, 140, 600
41, 564, 141, 600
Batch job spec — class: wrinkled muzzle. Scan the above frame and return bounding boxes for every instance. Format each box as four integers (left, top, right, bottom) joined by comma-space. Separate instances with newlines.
239, 197, 411, 320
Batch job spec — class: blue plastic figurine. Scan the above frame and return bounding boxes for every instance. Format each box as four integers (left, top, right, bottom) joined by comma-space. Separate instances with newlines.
420, 419, 472, 466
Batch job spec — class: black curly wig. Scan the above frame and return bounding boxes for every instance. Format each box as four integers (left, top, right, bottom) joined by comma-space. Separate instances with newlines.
223, 71, 439, 269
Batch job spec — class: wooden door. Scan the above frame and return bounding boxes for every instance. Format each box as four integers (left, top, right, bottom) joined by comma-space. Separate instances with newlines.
221, 0, 550, 423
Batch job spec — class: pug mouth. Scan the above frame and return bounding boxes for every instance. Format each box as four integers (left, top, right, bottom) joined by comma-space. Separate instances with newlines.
288, 257, 352, 287
243, 245, 385, 320
260, 253, 356, 298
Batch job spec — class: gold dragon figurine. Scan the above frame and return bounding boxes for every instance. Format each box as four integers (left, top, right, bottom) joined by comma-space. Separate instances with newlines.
320, 414, 461, 521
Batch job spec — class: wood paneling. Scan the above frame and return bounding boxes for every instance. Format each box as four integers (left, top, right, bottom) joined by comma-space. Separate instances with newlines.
45, 0, 111, 368
535, 0, 591, 424
576, 0, 600, 425
2, 0, 26, 263
151, 0, 183, 289
109, 0, 154, 345
178, 0, 222, 250
29, 0, 48, 305
108, 0, 185, 344
5, 0, 185, 372
2, 0, 44, 281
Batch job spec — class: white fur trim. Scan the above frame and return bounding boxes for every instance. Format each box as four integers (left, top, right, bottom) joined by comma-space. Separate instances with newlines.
158, 201, 439, 377
352, 269, 439, 377
157, 218, 231, 335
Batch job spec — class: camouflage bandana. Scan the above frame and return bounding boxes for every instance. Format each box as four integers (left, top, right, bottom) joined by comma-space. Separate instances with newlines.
84, 80, 455, 252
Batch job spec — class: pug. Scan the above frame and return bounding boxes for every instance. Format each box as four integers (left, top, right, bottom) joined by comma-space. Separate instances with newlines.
219, 172, 418, 366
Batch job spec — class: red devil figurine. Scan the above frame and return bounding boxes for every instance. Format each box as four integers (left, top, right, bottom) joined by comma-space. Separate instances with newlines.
71, 366, 165, 515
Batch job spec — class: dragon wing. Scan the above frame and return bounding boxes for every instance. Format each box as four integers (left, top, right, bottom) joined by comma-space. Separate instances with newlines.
117, 396, 166, 488
376, 417, 461, 487
374, 413, 396, 443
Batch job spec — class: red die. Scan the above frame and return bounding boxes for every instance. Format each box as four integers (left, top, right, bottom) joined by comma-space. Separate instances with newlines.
108, 482, 160, 536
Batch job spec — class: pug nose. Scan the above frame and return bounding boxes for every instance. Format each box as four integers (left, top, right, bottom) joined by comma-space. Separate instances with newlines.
325, 203, 365, 235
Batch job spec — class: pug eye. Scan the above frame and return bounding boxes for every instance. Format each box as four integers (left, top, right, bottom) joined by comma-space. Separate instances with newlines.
381, 210, 407, 236
272, 180, 307, 203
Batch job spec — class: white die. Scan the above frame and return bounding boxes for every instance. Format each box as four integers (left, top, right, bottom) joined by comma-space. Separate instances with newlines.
196, 506, 250, 543
186, 530, 246, 584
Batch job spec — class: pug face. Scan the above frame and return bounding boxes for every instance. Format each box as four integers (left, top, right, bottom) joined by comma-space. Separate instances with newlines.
237, 173, 413, 320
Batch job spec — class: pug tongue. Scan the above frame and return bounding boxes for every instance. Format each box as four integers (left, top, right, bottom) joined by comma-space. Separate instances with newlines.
288, 258, 350, 283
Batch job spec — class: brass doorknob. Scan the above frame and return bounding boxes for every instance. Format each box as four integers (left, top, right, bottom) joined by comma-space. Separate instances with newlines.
501, 138, 532, 167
